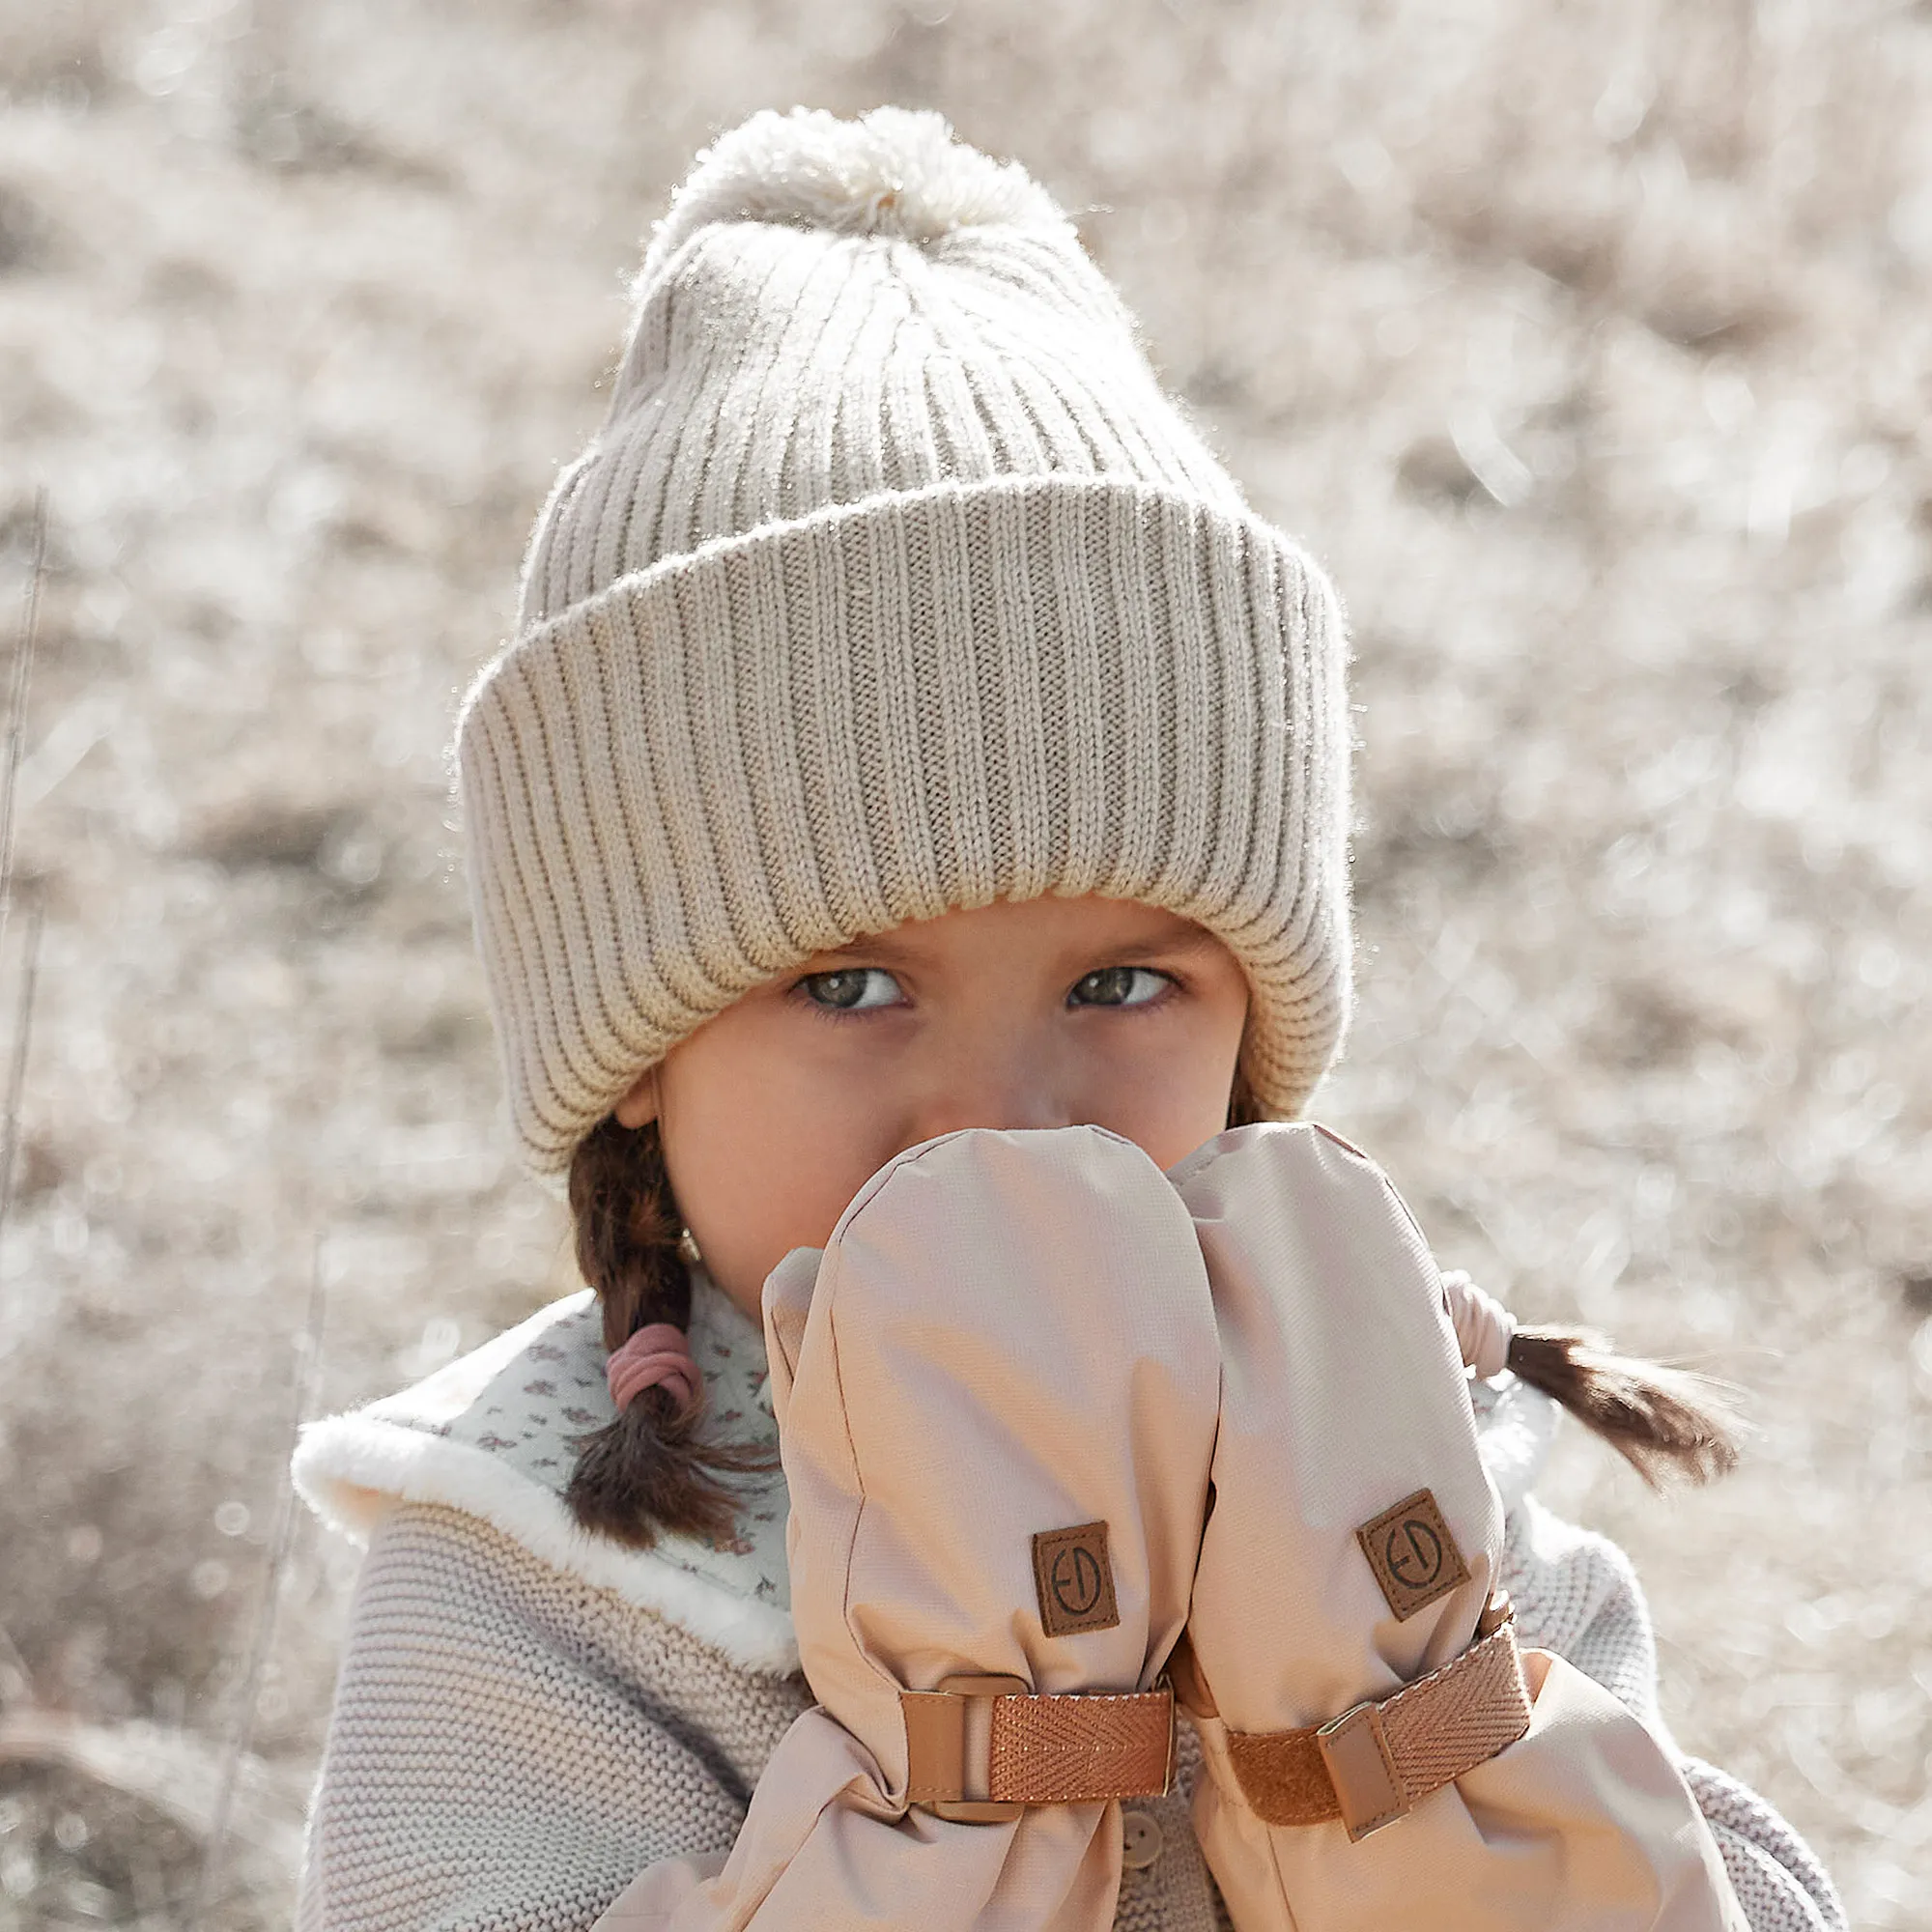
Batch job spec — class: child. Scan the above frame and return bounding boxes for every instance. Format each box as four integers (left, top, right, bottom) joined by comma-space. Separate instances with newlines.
292, 107, 1842, 1931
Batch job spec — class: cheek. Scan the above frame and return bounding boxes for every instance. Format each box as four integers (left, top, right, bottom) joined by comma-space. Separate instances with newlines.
656, 1023, 899, 1293
1123, 1037, 1244, 1167
1096, 982, 1248, 1168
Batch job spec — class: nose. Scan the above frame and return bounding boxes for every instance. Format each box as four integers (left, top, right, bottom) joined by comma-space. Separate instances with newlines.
905, 1045, 1070, 1145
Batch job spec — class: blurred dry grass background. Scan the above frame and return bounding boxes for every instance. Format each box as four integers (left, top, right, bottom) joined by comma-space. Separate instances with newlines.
0, 0, 1928, 1924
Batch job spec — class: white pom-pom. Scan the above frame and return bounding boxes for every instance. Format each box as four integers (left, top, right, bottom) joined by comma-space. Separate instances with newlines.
642, 106, 1067, 279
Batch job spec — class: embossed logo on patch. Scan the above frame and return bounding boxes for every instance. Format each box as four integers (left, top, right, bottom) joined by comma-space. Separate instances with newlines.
1032, 1521, 1120, 1636
1356, 1489, 1470, 1621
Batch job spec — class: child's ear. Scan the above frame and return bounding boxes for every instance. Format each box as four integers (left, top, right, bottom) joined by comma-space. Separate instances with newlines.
613, 1066, 661, 1129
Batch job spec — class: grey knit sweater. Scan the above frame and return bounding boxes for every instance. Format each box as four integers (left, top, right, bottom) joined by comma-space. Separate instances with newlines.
292, 1286, 1843, 1932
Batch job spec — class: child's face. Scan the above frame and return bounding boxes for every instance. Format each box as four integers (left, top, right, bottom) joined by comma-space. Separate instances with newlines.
615, 894, 1251, 1326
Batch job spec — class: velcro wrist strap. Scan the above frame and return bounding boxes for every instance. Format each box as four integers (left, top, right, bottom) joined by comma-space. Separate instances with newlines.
1225, 1611, 1532, 1841
902, 1675, 1175, 1822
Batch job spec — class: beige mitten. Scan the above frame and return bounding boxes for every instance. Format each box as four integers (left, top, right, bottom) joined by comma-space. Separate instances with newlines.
595, 1125, 1220, 1932
1169, 1122, 1747, 1932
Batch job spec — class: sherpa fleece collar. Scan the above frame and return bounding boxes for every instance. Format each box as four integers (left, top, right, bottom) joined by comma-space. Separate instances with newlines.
292, 1277, 1557, 1681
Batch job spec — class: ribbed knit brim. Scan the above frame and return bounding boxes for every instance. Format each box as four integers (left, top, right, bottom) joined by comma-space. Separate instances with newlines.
455, 109, 1352, 1178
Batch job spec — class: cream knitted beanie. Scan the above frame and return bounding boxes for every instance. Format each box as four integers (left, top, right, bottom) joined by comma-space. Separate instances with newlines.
456, 106, 1351, 1179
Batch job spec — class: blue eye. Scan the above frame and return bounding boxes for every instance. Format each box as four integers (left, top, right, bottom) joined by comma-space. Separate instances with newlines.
801, 968, 904, 1011
1069, 967, 1171, 1009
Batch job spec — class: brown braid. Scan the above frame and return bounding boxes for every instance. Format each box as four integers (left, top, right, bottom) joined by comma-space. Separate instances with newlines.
1228, 1069, 1741, 1486
564, 1115, 774, 1548
1504, 1328, 1741, 1487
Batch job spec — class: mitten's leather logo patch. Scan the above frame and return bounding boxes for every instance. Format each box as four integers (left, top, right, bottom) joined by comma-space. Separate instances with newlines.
1032, 1521, 1120, 1636
1356, 1489, 1469, 1621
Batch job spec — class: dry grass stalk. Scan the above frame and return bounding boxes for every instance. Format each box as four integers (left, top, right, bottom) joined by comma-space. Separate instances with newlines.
185, 1244, 328, 1930
0, 1614, 33, 1702
0, 488, 45, 1256
0, 489, 44, 945
0, 889, 44, 1248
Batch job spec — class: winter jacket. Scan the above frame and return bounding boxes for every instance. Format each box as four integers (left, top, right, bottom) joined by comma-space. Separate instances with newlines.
291, 1278, 1843, 1932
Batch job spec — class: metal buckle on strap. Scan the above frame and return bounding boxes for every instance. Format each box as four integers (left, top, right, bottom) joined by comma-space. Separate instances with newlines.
1316, 1700, 1408, 1841
904, 1674, 1030, 1824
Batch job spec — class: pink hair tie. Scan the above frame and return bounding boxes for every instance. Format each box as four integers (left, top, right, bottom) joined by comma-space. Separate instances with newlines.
1441, 1270, 1517, 1381
607, 1321, 703, 1417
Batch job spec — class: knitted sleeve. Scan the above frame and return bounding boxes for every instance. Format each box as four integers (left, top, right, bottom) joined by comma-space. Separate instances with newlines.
1503, 1496, 1845, 1932
297, 1500, 808, 1932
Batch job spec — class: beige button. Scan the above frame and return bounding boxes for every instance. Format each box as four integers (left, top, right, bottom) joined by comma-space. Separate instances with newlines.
1121, 1808, 1163, 1870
